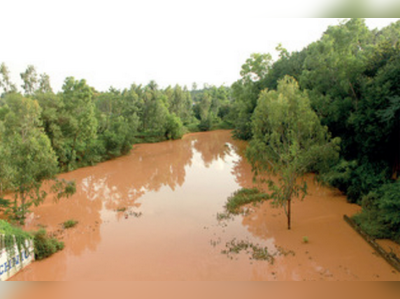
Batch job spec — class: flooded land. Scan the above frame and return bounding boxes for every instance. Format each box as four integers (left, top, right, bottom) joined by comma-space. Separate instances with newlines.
10, 130, 400, 281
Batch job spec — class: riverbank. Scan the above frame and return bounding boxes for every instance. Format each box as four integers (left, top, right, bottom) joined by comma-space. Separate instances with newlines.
6, 130, 400, 280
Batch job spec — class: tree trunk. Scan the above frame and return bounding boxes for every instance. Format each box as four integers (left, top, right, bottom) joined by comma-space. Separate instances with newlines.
287, 198, 291, 230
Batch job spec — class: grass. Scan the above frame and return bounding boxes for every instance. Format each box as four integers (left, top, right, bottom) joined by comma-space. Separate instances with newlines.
225, 188, 271, 215
63, 219, 78, 229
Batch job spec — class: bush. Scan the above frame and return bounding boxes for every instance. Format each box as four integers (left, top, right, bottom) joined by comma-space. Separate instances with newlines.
185, 122, 200, 133
165, 114, 184, 140
353, 180, 400, 242
33, 229, 64, 260
198, 118, 211, 132
320, 159, 390, 204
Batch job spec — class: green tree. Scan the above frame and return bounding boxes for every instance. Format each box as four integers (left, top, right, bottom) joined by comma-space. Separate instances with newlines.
0, 93, 75, 223
20, 65, 38, 96
164, 113, 184, 140
231, 53, 272, 139
38, 73, 53, 94
61, 77, 98, 170
198, 91, 212, 131
246, 76, 340, 230
94, 88, 140, 158
0, 63, 17, 95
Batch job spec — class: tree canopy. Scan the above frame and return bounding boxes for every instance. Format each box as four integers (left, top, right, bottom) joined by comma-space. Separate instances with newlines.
247, 76, 340, 229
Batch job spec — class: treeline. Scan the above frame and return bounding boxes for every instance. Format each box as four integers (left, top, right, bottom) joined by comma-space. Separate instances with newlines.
0, 66, 233, 221
230, 18, 400, 241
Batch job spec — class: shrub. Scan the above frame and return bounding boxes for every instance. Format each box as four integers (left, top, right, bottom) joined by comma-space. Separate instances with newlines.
320, 159, 390, 204
33, 229, 64, 260
165, 114, 184, 140
198, 118, 211, 132
353, 180, 400, 242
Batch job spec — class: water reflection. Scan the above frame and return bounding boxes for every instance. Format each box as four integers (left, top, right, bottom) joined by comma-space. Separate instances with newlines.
192, 131, 233, 167
14, 130, 278, 280
9, 131, 399, 281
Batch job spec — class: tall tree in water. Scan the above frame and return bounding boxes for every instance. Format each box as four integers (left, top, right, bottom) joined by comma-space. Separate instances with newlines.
247, 76, 340, 229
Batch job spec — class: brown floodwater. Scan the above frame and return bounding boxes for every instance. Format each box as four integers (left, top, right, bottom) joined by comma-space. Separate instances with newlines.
9, 130, 400, 281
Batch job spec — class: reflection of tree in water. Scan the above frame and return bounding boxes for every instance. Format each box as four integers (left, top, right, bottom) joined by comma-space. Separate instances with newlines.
77, 136, 194, 212
229, 139, 255, 189
191, 131, 233, 167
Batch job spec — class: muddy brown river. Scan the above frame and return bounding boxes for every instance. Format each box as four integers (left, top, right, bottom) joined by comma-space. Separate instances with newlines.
9, 130, 400, 280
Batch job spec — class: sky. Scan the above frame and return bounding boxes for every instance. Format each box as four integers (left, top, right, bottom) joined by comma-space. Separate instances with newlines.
0, 1, 399, 93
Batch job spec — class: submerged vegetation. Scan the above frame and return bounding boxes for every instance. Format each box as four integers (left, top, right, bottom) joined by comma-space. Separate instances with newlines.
62, 219, 78, 229
32, 229, 64, 260
221, 239, 295, 263
224, 188, 270, 215
246, 76, 340, 229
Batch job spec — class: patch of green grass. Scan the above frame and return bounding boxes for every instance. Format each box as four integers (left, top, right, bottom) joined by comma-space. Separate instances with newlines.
225, 188, 270, 215
302, 236, 309, 243
63, 219, 78, 229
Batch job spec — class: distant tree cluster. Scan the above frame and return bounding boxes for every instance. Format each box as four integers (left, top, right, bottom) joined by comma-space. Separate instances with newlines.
0, 65, 233, 222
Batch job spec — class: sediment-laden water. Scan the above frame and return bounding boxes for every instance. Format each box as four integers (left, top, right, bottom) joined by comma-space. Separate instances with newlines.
9, 130, 399, 280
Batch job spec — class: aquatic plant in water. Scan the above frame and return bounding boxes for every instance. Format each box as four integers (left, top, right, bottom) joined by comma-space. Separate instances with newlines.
224, 188, 271, 215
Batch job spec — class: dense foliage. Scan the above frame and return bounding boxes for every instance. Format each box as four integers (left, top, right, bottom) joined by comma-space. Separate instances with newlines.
246, 76, 340, 229
230, 18, 400, 239
32, 229, 64, 260
0, 66, 233, 222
